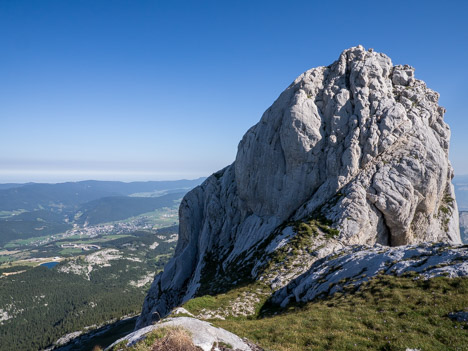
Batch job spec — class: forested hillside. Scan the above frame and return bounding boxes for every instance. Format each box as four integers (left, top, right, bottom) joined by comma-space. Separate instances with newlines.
0, 228, 177, 351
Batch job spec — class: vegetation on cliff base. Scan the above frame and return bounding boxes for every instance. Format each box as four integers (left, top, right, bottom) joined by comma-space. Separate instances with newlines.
106, 275, 468, 351
207, 275, 468, 351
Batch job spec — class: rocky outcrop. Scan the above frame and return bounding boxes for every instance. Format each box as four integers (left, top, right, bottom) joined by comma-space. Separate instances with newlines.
272, 243, 468, 307
137, 46, 460, 328
108, 317, 261, 351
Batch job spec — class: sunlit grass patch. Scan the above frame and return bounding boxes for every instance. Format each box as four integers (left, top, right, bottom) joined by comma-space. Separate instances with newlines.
212, 276, 468, 351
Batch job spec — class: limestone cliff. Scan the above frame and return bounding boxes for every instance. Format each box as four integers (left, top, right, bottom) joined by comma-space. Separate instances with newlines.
136, 46, 460, 328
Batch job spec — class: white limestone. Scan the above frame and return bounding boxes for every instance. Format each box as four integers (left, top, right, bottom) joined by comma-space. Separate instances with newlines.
57, 249, 144, 280
107, 317, 255, 351
137, 46, 460, 328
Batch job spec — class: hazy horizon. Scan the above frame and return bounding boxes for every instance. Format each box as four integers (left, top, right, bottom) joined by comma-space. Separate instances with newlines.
0, 172, 208, 184
0, 164, 211, 184
2, 173, 468, 185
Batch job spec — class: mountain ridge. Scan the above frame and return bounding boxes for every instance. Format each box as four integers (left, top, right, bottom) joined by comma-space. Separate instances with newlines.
0, 178, 205, 212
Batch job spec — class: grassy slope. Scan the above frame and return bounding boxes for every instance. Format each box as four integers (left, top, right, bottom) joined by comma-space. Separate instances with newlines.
177, 219, 468, 351
181, 275, 468, 351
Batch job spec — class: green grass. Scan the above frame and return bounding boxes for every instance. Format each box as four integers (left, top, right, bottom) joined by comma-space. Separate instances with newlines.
103, 206, 179, 229
0, 258, 56, 268
59, 248, 84, 255
184, 294, 220, 313
291, 216, 339, 243
183, 282, 271, 317
210, 275, 468, 351
108, 275, 468, 351
0, 256, 11, 263
4, 235, 52, 248
261, 217, 339, 275
56, 234, 132, 246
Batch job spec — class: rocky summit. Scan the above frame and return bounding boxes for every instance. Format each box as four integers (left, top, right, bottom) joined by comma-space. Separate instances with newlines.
137, 46, 461, 328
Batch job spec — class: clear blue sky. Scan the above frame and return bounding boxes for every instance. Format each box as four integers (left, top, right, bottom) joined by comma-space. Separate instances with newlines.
1, 0, 467, 183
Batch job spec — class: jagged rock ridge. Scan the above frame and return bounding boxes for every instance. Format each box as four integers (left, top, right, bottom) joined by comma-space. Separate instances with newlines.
137, 46, 460, 328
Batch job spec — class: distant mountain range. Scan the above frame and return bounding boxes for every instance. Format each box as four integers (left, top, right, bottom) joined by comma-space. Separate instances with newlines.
0, 178, 205, 212
0, 178, 205, 246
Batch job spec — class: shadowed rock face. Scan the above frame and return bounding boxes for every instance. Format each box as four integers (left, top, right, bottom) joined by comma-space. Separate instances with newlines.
136, 46, 460, 328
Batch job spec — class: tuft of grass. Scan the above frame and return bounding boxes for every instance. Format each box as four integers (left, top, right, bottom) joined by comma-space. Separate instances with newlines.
150, 328, 198, 351
109, 327, 197, 351
212, 275, 468, 351
183, 295, 219, 315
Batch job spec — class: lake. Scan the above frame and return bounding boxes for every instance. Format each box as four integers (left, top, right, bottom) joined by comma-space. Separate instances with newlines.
40, 261, 59, 269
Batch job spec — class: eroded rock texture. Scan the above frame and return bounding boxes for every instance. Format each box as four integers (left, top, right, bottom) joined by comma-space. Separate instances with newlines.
137, 46, 460, 328
272, 243, 468, 307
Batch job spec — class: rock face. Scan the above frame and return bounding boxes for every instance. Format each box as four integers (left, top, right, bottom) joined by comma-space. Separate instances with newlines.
137, 46, 460, 328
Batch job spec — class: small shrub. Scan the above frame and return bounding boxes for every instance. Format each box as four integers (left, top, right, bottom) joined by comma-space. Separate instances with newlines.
297, 223, 314, 237
439, 206, 449, 215
443, 194, 454, 205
